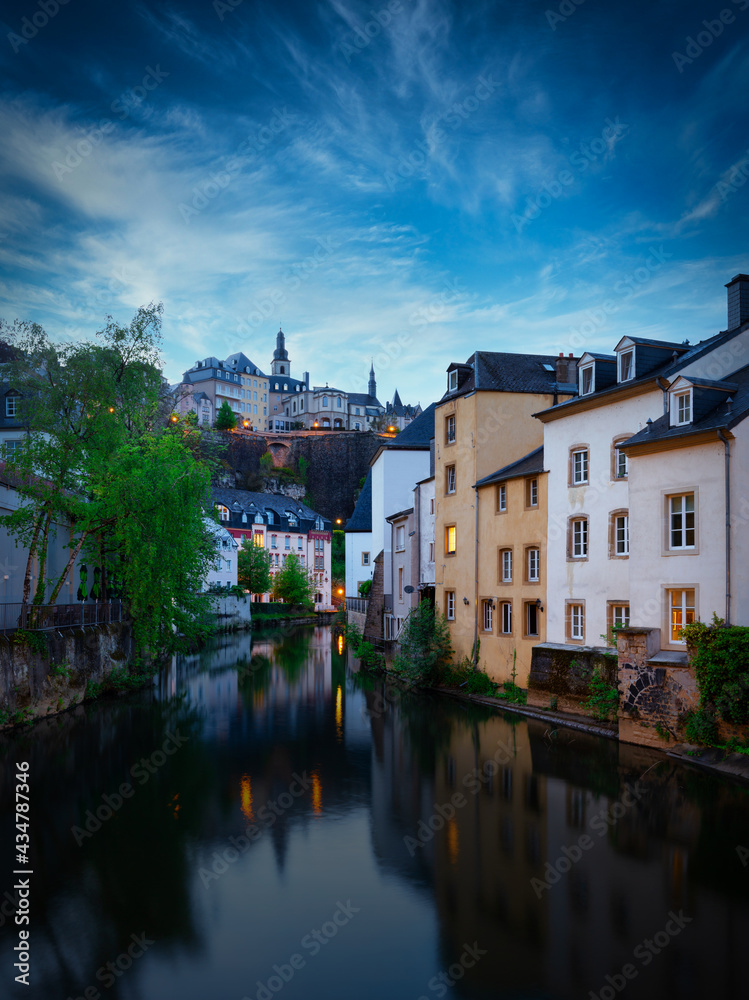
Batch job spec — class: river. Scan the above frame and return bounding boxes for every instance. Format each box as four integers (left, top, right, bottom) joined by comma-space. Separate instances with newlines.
0, 624, 747, 999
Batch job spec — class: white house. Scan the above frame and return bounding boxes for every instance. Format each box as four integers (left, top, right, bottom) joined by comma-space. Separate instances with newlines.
203, 518, 239, 591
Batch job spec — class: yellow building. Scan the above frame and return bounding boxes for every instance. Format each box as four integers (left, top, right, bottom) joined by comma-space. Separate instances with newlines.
435, 352, 576, 678
474, 447, 547, 685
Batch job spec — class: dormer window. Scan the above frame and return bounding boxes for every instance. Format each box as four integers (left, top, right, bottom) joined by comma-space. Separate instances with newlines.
216, 505, 230, 522
673, 390, 692, 425
580, 365, 594, 395
254, 513, 264, 524
618, 349, 634, 382
315, 516, 324, 530
241, 512, 247, 523
266, 510, 274, 525
448, 370, 458, 392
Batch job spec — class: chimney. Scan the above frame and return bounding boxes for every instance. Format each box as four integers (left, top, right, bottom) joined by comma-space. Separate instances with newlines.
555, 353, 567, 382
726, 273, 749, 330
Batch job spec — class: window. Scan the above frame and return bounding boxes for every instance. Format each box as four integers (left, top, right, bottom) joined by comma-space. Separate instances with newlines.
675, 391, 692, 425
445, 591, 455, 620
429, 542, 434, 562
580, 366, 594, 395
448, 370, 458, 391
362, 552, 370, 566
614, 514, 629, 556
445, 465, 456, 495
266, 510, 274, 525
285, 536, 290, 549
526, 478, 538, 508
497, 483, 507, 513
500, 548, 512, 583
430, 497, 434, 515
669, 589, 695, 643
482, 600, 494, 632
567, 602, 585, 641
525, 601, 539, 637
527, 547, 539, 582
571, 448, 589, 485
355, 407, 360, 415
398, 567, 404, 602
322, 396, 328, 406
354, 422, 360, 430
500, 602, 512, 634
298, 537, 303, 549
445, 525, 456, 555
395, 525, 405, 551
570, 518, 588, 559
614, 443, 628, 479
3, 439, 24, 456
669, 494, 695, 550
608, 603, 630, 632
619, 349, 634, 382
216, 505, 230, 522
315, 517, 324, 530
6, 393, 20, 417
337, 397, 342, 408
445, 414, 456, 444
270, 534, 277, 549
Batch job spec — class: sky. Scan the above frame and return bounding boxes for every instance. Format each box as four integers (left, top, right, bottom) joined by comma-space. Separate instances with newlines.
1, 0, 748, 405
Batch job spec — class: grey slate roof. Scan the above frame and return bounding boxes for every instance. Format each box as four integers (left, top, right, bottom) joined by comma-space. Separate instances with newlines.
345, 468, 372, 532
211, 487, 330, 530
443, 352, 573, 400
348, 392, 382, 408
475, 446, 545, 487
384, 401, 436, 448
622, 365, 749, 448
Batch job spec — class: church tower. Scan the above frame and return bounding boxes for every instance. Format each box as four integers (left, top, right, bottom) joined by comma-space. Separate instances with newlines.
271, 327, 290, 377
368, 361, 376, 399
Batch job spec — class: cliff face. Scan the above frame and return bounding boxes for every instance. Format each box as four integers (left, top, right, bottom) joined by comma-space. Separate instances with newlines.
224, 431, 382, 523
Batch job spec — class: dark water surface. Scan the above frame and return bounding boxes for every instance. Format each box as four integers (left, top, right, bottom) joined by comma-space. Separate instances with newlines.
1, 625, 748, 1000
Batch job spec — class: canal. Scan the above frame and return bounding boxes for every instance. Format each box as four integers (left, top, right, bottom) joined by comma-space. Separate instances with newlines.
1, 625, 747, 999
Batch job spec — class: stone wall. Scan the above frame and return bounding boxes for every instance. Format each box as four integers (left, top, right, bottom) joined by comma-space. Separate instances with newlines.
528, 642, 617, 717
208, 594, 253, 628
0, 622, 136, 727
363, 551, 385, 641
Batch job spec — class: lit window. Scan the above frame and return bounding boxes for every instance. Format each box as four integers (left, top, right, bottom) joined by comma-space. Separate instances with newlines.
500, 548, 512, 583
527, 548, 539, 582
446, 465, 456, 495
669, 494, 695, 549
669, 589, 695, 642
446, 414, 456, 444
216, 505, 230, 522
571, 518, 588, 558
572, 449, 588, 485
501, 602, 512, 634
619, 349, 634, 382
445, 591, 455, 620
483, 600, 493, 632
445, 525, 456, 554
497, 483, 507, 512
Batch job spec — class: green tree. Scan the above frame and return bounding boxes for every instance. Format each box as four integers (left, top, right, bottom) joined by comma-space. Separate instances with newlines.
237, 538, 272, 596
215, 400, 237, 430
331, 529, 345, 582
271, 552, 315, 608
393, 602, 454, 684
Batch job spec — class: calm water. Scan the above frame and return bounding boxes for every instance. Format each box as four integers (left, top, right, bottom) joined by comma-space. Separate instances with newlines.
1, 625, 748, 1000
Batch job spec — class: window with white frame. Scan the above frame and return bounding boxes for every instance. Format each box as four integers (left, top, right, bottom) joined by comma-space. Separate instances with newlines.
500, 548, 512, 583
216, 505, 230, 522
270, 534, 277, 549
395, 525, 405, 551
362, 552, 370, 566
497, 483, 507, 512
571, 518, 588, 558
483, 600, 493, 632
446, 465, 456, 495
446, 414, 455, 444
611, 604, 630, 629
448, 370, 458, 392
618, 349, 634, 382
5, 393, 20, 418
501, 602, 512, 634
674, 390, 692, 425
568, 603, 585, 641
669, 494, 695, 549
580, 366, 594, 395
526, 478, 538, 507
527, 547, 539, 582
445, 591, 455, 620
615, 445, 628, 479
669, 588, 695, 642
615, 514, 629, 556
285, 536, 290, 549
571, 449, 589, 485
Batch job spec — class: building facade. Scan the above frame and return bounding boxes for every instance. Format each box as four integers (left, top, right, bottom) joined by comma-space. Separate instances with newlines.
177, 353, 270, 431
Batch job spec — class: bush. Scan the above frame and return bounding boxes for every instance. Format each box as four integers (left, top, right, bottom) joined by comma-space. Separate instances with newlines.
358, 579, 372, 598
684, 709, 719, 746
682, 618, 749, 726
392, 603, 453, 685
582, 666, 619, 722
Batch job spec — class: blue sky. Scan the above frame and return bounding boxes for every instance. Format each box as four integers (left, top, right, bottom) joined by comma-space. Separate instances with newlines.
1, 0, 748, 405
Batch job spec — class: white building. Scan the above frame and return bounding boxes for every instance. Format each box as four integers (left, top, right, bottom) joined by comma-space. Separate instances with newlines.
203, 518, 239, 591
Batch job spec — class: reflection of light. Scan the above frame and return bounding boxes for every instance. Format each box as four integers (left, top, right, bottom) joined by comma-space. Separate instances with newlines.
447, 818, 459, 865
241, 776, 254, 822
172, 792, 180, 819
311, 771, 322, 815
337, 634, 344, 655
335, 685, 343, 740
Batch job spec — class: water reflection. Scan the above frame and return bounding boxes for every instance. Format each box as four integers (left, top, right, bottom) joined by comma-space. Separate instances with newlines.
0, 625, 746, 1000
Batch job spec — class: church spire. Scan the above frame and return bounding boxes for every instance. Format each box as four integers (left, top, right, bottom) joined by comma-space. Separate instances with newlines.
271, 327, 290, 377
368, 360, 376, 399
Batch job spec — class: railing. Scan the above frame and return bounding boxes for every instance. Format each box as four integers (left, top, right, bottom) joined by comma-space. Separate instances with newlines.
0, 601, 125, 633
345, 597, 369, 615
